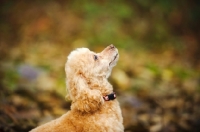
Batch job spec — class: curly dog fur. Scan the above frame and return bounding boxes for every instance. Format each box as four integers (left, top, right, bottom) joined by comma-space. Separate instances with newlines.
30, 44, 124, 132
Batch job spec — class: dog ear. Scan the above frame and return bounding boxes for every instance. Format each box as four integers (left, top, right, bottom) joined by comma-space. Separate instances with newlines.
66, 71, 104, 113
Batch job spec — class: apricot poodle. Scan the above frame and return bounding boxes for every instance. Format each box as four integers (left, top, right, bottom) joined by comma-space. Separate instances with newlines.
30, 44, 124, 132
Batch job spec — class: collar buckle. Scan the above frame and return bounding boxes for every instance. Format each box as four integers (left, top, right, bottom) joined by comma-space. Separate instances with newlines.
103, 92, 116, 101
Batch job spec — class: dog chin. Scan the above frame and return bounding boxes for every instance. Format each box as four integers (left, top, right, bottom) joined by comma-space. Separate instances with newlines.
109, 54, 119, 66
106, 61, 118, 78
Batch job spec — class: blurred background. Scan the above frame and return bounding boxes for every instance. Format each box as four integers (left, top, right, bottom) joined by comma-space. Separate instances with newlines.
0, 0, 200, 132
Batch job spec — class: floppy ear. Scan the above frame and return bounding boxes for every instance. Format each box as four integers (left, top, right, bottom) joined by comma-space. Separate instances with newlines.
66, 71, 104, 113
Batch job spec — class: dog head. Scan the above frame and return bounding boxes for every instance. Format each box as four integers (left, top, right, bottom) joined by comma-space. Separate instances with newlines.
65, 44, 119, 101
66, 44, 119, 79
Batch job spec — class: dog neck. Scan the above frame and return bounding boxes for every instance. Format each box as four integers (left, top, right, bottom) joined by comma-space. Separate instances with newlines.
87, 76, 113, 94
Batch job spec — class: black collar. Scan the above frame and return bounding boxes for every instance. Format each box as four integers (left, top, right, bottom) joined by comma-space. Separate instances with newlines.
103, 92, 116, 101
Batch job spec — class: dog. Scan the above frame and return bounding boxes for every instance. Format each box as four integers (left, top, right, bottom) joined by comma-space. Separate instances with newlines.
30, 44, 124, 132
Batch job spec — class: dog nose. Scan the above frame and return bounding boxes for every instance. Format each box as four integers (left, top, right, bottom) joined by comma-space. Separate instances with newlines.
109, 44, 115, 49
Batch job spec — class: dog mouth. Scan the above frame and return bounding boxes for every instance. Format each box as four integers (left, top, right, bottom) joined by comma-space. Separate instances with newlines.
109, 53, 118, 66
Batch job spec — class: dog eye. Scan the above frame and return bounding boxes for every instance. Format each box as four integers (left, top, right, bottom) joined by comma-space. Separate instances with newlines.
94, 55, 98, 61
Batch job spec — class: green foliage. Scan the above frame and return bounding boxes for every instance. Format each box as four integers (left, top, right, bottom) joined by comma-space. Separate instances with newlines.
172, 66, 196, 80
145, 63, 161, 77
3, 68, 19, 91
